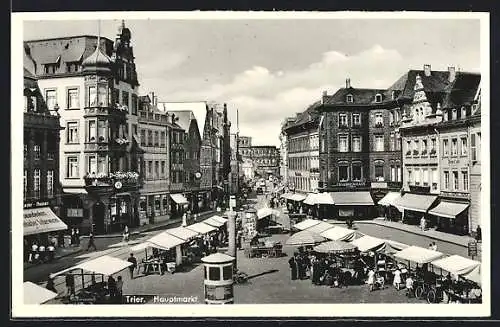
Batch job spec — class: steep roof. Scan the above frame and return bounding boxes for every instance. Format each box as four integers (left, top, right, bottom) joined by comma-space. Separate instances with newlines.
167, 110, 199, 136
158, 102, 207, 138
323, 87, 386, 105
442, 72, 481, 109
385, 69, 451, 100
283, 101, 322, 131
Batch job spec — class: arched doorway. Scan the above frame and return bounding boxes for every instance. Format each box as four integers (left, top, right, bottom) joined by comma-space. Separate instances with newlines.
93, 201, 105, 235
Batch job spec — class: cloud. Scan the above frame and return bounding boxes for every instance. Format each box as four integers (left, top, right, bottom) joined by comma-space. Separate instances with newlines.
142, 45, 406, 146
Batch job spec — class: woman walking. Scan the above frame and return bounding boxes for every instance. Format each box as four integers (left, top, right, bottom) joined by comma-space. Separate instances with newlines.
393, 268, 402, 290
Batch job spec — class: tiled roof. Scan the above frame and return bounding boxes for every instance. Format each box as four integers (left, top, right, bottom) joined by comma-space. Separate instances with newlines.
168, 110, 195, 132
385, 70, 451, 100
24, 68, 36, 80
323, 87, 386, 105
283, 101, 322, 130
442, 72, 481, 109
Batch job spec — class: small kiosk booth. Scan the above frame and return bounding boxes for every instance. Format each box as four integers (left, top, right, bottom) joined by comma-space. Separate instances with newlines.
201, 253, 235, 304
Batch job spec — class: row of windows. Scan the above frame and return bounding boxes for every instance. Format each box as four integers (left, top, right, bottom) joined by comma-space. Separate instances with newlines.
140, 129, 166, 148
66, 155, 129, 178
404, 134, 480, 159
336, 163, 402, 182
42, 87, 139, 114
146, 160, 167, 180
289, 176, 318, 192
288, 135, 319, 152
65, 120, 127, 144
24, 169, 54, 199
443, 170, 469, 192
406, 168, 439, 190
405, 137, 438, 156
24, 143, 56, 161
336, 134, 401, 153
288, 156, 320, 171
171, 151, 185, 164
254, 158, 277, 165
345, 93, 384, 104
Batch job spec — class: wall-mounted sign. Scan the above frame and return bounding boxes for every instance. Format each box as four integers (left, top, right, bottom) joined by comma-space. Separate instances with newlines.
447, 159, 460, 165
114, 181, 123, 189
371, 182, 388, 189
67, 208, 84, 218
24, 201, 50, 209
195, 172, 202, 179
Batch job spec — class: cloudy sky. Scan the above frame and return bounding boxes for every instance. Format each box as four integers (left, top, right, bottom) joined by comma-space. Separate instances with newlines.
23, 17, 481, 146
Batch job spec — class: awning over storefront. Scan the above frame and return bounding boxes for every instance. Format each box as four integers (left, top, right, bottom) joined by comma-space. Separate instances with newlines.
320, 226, 358, 241
165, 227, 199, 241
50, 255, 133, 278
431, 255, 481, 278
394, 245, 445, 265
293, 218, 321, 230
393, 193, 438, 213
329, 192, 374, 206
377, 192, 402, 207
185, 222, 217, 234
351, 235, 386, 253
24, 207, 68, 236
23, 281, 58, 305
304, 221, 335, 235
170, 193, 189, 205
63, 188, 88, 194
257, 207, 277, 219
428, 201, 470, 219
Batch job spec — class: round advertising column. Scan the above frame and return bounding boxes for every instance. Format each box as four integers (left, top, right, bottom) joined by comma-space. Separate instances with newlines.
201, 253, 235, 304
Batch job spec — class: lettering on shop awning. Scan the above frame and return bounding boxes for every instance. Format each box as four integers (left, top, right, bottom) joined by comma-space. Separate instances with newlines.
24, 207, 68, 236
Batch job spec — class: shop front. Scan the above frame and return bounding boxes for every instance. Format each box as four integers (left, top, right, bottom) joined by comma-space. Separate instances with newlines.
377, 191, 403, 221
392, 193, 438, 227
24, 204, 68, 262
170, 193, 189, 219
429, 200, 470, 235
329, 191, 375, 220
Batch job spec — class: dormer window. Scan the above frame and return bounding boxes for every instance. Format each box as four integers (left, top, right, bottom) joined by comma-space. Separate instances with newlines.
452, 109, 458, 120
375, 94, 382, 103
346, 94, 353, 103
461, 106, 467, 119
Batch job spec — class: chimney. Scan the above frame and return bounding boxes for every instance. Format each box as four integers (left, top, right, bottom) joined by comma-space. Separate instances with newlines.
322, 90, 327, 97
171, 113, 176, 124
346, 78, 351, 88
153, 96, 158, 107
448, 66, 456, 82
423, 64, 431, 77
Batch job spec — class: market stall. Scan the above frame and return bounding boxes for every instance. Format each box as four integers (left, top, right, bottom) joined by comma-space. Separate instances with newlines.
185, 222, 217, 235
23, 281, 58, 305
430, 255, 481, 282
312, 240, 360, 286
49, 255, 133, 304
203, 217, 226, 228
133, 232, 187, 273
293, 218, 321, 231
285, 230, 326, 246
304, 221, 335, 235
320, 226, 360, 242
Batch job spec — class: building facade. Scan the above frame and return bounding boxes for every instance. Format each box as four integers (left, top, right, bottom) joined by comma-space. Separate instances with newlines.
25, 21, 144, 234
249, 146, 280, 179
283, 102, 321, 193
168, 114, 188, 219
23, 68, 64, 246
317, 79, 402, 219
137, 95, 169, 225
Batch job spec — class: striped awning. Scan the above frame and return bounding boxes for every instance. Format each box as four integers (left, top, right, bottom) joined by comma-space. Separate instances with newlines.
429, 201, 469, 219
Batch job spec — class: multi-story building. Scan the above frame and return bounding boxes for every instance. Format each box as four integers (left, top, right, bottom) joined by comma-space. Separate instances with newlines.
137, 95, 170, 225
167, 109, 206, 213
23, 67, 64, 249
25, 21, 144, 234
283, 102, 322, 194
278, 118, 295, 184
168, 114, 188, 219
317, 78, 402, 219
468, 88, 482, 235
249, 146, 280, 179
397, 65, 481, 235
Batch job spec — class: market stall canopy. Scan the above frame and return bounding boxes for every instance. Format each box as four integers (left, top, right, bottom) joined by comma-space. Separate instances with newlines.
293, 218, 321, 230
394, 246, 445, 265
428, 201, 469, 219
23, 281, 58, 304
431, 255, 481, 278
303, 193, 319, 205
24, 207, 68, 236
257, 207, 278, 219
463, 265, 481, 285
392, 193, 438, 213
320, 226, 357, 241
329, 192, 374, 206
315, 192, 335, 205
304, 221, 335, 235
185, 222, 217, 234
313, 240, 358, 254
377, 192, 402, 207
351, 235, 386, 253
146, 232, 186, 250
280, 192, 293, 199
130, 242, 152, 252
170, 193, 189, 205
203, 217, 225, 228
289, 193, 307, 202
211, 215, 228, 224
165, 226, 200, 241
50, 255, 133, 278
384, 240, 410, 255
285, 230, 326, 246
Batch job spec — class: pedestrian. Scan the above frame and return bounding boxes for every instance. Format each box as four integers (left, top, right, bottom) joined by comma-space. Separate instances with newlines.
71, 229, 75, 246
107, 275, 117, 299
46, 277, 57, 294
127, 253, 137, 279
367, 268, 375, 292
58, 232, 65, 248
476, 225, 482, 242
312, 256, 321, 285
75, 228, 80, 246
86, 232, 97, 251
432, 242, 438, 251
29, 241, 38, 263
420, 216, 426, 231
38, 243, 46, 263
182, 212, 187, 227
122, 225, 129, 243
288, 255, 298, 280
116, 276, 124, 302
393, 268, 402, 290
47, 243, 56, 261
405, 275, 414, 297
428, 243, 433, 250
65, 273, 75, 297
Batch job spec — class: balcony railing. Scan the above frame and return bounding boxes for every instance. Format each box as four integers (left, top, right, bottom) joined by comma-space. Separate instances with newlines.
430, 149, 437, 156
84, 171, 141, 188
413, 150, 419, 156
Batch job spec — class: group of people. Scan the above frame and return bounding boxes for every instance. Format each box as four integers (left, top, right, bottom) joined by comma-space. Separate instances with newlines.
26, 236, 58, 263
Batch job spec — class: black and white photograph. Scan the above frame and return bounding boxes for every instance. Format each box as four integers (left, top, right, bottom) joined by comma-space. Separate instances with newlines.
12, 11, 490, 317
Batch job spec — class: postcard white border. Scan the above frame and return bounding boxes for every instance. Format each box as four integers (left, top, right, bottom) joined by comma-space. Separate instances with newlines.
12, 11, 490, 318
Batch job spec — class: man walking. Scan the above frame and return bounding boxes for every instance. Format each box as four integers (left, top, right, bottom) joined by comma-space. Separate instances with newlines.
127, 253, 137, 279
86, 232, 97, 251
